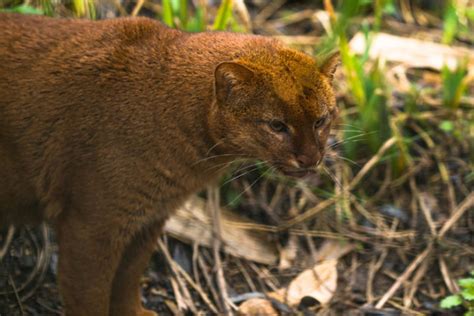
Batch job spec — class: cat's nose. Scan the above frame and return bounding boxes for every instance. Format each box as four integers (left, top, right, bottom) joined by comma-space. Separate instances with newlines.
296, 154, 319, 169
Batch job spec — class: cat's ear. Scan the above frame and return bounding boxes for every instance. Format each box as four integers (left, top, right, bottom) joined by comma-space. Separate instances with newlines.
320, 52, 340, 81
214, 62, 254, 104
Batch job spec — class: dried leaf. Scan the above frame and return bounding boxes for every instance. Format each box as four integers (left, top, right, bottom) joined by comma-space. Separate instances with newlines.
286, 259, 338, 306
313, 240, 355, 262
266, 288, 286, 303
238, 298, 278, 316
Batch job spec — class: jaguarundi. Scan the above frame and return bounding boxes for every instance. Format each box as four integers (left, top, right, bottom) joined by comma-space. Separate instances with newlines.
0, 13, 340, 316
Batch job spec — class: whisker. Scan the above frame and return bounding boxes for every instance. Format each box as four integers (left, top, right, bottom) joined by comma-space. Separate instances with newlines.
336, 123, 365, 131
191, 153, 246, 166
325, 153, 360, 167
224, 165, 273, 208
221, 161, 269, 186
329, 138, 361, 149
321, 165, 344, 190
205, 159, 240, 173
331, 129, 368, 133
204, 138, 225, 156
328, 131, 377, 149
231, 160, 265, 174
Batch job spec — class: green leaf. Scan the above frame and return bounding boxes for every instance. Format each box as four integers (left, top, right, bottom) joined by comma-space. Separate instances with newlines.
459, 278, 474, 289
440, 295, 463, 308
461, 288, 474, 301
439, 120, 454, 132
382, 0, 397, 15
466, 8, 474, 21
1, 4, 44, 15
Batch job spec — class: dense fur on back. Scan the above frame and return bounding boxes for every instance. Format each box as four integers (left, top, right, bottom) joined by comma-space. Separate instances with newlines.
0, 14, 339, 316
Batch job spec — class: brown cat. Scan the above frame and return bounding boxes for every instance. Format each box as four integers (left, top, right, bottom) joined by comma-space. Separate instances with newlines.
0, 13, 339, 316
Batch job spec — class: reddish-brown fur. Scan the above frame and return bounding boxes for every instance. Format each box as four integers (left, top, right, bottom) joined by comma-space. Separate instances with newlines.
0, 14, 339, 316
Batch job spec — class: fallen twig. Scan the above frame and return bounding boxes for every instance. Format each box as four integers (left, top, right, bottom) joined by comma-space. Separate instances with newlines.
375, 244, 433, 309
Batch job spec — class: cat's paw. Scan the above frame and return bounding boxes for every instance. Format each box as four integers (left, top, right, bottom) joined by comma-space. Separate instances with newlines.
138, 309, 158, 316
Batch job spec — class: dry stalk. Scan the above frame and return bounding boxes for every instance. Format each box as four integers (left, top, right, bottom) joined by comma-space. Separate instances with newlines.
409, 177, 420, 231
0, 225, 15, 261
113, 0, 127, 16
20, 225, 52, 302
0, 225, 52, 303
348, 137, 397, 191
375, 244, 433, 309
233, 0, 252, 32
248, 263, 279, 292
236, 259, 257, 292
409, 123, 457, 213
192, 242, 200, 286
438, 192, 474, 238
157, 239, 217, 314
403, 259, 429, 309
131, 0, 145, 16
207, 186, 232, 315
8, 274, 25, 316
438, 256, 460, 294
266, 9, 315, 28
169, 277, 187, 313
366, 249, 388, 304
160, 239, 197, 313
253, 0, 286, 26
197, 253, 222, 312
281, 197, 336, 228
418, 193, 438, 236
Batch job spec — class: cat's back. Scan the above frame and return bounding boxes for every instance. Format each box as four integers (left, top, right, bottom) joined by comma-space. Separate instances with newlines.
0, 14, 91, 65
0, 14, 181, 122
0, 14, 178, 71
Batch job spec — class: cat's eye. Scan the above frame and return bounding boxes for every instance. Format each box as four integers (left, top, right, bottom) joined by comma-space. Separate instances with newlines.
269, 120, 289, 133
313, 116, 327, 129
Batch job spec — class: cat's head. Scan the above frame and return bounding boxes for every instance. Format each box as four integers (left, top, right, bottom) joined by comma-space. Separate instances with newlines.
209, 48, 339, 178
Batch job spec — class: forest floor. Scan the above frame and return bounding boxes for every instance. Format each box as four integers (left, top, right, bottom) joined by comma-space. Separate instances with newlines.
1, 1, 473, 315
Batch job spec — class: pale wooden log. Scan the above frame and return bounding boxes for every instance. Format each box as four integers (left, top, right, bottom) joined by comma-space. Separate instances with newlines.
165, 197, 278, 265
273, 35, 321, 46
349, 32, 474, 71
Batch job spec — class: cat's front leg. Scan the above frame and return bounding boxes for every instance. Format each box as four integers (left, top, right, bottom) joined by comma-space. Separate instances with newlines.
109, 220, 165, 316
55, 206, 144, 316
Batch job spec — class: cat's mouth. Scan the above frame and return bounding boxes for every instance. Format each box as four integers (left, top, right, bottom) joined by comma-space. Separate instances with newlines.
278, 166, 317, 178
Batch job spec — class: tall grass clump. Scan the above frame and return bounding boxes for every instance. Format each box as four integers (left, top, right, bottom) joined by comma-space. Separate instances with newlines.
441, 60, 471, 110
161, 0, 235, 32
322, 0, 411, 174
0, 0, 95, 18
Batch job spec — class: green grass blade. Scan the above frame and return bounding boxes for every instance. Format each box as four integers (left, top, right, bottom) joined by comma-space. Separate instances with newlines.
40, 0, 54, 16
72, 0, 85, 17
87, 0, 96, 19
179, 0, 187, 28
162, 0, 174, 27
442, 61, 468, 109
442, 1, 458, 44
213, 0, 233, 31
